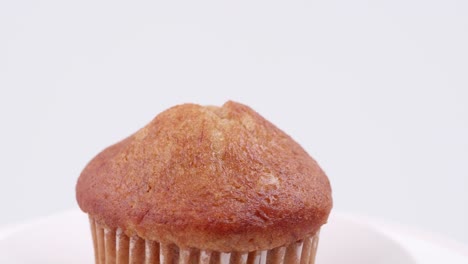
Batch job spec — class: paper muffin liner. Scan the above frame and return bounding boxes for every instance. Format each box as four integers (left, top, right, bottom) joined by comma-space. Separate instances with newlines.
89, 216, 320, 264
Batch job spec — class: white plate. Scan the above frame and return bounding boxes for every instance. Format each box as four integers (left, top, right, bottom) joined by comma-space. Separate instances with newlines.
0, 210, 416, 264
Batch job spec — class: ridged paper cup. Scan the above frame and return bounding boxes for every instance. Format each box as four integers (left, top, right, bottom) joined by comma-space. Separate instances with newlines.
89, 217, 320, 264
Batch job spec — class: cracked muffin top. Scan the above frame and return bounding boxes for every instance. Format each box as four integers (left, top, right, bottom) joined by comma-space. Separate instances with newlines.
76, 101, 332, 252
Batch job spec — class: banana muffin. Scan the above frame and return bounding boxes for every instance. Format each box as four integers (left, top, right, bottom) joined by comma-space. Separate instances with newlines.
76, 101, 332, 264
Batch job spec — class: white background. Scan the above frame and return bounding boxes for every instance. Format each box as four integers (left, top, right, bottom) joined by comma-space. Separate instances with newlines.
1, 0, 467, 245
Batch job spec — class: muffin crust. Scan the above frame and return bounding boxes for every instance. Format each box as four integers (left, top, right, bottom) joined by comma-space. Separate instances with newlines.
76, 101, 332, 252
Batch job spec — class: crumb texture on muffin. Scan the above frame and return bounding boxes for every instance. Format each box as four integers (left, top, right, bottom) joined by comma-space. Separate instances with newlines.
76, 101, 332, 252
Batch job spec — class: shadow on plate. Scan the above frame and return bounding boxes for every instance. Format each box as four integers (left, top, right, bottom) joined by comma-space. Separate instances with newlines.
317, 213, 417, 264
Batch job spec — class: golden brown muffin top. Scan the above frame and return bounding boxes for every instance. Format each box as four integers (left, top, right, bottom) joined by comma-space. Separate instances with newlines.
76, 101, 332, 252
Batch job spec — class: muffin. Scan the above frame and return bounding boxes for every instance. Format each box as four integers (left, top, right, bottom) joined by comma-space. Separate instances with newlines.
76, 101, 332, 264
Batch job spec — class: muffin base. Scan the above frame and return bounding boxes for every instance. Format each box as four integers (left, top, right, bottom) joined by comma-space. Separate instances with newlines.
89, 217, 320, 264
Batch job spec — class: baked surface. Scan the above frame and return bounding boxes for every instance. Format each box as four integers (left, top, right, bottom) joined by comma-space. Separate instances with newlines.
76, 101, 332, 252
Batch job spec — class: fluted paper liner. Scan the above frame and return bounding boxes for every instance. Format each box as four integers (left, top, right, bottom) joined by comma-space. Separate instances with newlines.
89, 217, 320, 264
